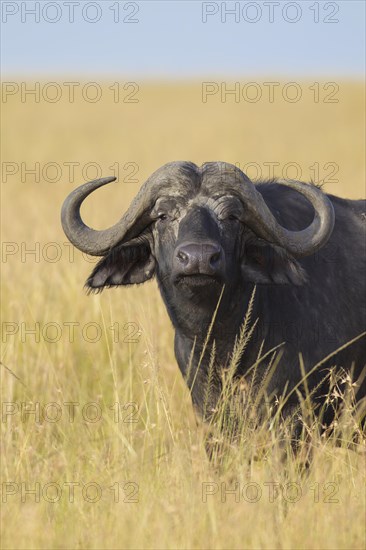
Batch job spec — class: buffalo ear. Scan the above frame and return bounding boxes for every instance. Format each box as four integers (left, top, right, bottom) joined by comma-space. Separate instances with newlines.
241, 242, 307, 286
86, 244, 156, 291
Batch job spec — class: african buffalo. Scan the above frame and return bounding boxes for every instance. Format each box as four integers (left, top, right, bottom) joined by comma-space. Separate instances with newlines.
61, 161, 366, 425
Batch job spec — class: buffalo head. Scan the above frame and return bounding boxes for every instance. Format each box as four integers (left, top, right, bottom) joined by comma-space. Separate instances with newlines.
61, 162, 334, 313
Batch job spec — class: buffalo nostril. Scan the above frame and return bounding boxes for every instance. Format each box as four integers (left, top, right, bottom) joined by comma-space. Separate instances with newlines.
210, 252, 220, 265
177, 250, 188, 264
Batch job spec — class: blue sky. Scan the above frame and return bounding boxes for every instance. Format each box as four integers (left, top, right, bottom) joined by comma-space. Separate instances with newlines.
1, 0, 365, 77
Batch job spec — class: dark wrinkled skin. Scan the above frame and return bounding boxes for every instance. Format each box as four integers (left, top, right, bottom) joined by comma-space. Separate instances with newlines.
87, 169, 366, 424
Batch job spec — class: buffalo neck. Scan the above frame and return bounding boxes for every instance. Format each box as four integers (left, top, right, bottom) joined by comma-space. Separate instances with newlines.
157, 276, 257, 372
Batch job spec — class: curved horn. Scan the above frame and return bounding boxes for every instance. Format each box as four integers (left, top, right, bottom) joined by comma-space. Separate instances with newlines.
241, 178, 335, 257
202, 163, 335, 258
267, 179, 335, 256
61, 177, 119, 256
61, 162, 200, 256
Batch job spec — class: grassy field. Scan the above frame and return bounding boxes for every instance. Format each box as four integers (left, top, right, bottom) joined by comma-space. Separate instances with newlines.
1, 81, 365, 549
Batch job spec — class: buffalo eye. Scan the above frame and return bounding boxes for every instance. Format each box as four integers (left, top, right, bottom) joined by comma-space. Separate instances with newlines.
220, 213, 239, 222
157, 212, 168, 222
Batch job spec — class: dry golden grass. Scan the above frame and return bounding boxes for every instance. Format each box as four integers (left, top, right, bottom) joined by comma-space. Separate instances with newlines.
1, 81, 365, 549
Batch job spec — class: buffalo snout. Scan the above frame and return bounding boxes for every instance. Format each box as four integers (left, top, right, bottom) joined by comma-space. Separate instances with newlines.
174, 242, 225, 278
